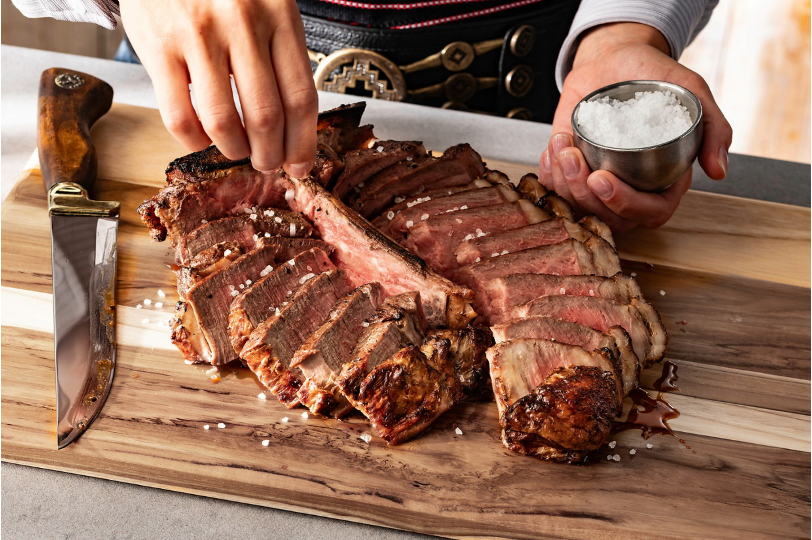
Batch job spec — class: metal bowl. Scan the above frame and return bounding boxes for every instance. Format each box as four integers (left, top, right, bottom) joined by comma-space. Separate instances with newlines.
571, 80, 703, 192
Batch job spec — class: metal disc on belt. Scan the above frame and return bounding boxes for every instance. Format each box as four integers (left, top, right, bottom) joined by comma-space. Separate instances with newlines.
314, 49, 407, 101
505, 64, 534, 97
444, 73, 477, 103
509, 25, 536, 57
441, 42, 476, 72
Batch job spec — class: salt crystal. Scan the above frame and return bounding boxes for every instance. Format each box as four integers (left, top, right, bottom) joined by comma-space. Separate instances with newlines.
260, 265, 273, 277
376, 145, 384, 152
244, 207, 253, 214
141, 318, 150, 324
246, 279, 252, 286
630, 449, 636, 455
613, 454, 621, 461
281, 417, 289, 423
475, 257, 481, 262
262, 440, 270, 446
501, 250, 509, 255
559, 288, 566, 295
631, 272, 637, 277
299, 273, 315, 284
201, 219, 207, 224
239, 284, 245, 289
660, 290, 666, 296
575, 90, 693, 149
253, 234, 259, 241
406, 220, 414, 228
360, 433, 373, 443
361, 321, 370, 327
491, 253, 499, 258
229, 284, 235, 290
454, 427, 463, 435
358, 181, 364, 188
463, 234, 474, 241
265, 209, 275, 217
136, 304, 142, 309
274, 217, 282, 224
608, 440, 617, 449
144, 299, 152, 306
307, 266, 312, 272
606, 455, 612, 461
155, 302, 163, 309
420, 213, 429, 221
206, 366, 218, 376
387, 211, 395, 221
394, 197, 405, 203
203, 424, 210, 430
157, 289, 166, 298
288, 260, 295, 266
217, 423, 226, 429
258, 392, 267, 400
275, 307, 281, 316
289, 223, 296, 236
184, 360, 193, 365
476, 229, 486, 237
264, 232, 271, 238
249, 213, 257, 220
230, 290, 238, 297
285, 189, 295, 201
459, 205, 468, 210
223, 249, 232, 257
405, 156, 413, 161
646, 443, 653, 449
589, 289, 595, 296
301, 412, 309, 419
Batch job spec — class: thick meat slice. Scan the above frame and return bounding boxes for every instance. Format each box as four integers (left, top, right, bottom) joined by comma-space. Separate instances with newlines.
516, 173, 547, 202
175, 209, 313, 265
286, 176, 475, 328
389, 185, 519, 240
453, 238, 609, 294
292, 283, 386, 418
369, 291, 429, 338
357, 337, 459, 445
579, 215, 616, 248
331, 140, 426, 201
511, 296, 667, 368
491, 316, 638, 396
427, 325, 494, 401
403, 200, 548, 274
176, 242, 243, 299
176, 237, 331, 301
171, 244, 280, 364
227, 247, 335, 354
138, 151, 288, 245
487, 338, 620, 419
483, 273, 642, 324
353, 143, 486, 218
316, 102, 374, 155
502, 366, 620, 463
240, 270, 355, 407
453, 218, 590, 267
538, 192, 575, 222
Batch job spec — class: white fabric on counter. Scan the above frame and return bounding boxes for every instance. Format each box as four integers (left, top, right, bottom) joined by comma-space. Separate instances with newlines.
11, 0, 119, 29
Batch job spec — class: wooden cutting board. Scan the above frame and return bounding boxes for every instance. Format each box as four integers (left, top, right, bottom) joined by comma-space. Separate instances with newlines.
2, 103, 810, 539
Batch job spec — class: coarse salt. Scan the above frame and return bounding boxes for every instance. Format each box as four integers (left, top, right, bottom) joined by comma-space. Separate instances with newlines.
230, 290, 239, 297
559, 288, 566, 294
275, 308, 281, 316
387, 211, 395, 220
459, 205, 468, 210
257, 392, 267, 400
420, 213, 429, 221
155, 302, 163, 309
476, 229, 486, 237
201, 219, 207, 224
274, 217, 283, 224
630, 449, 637, 455
405, 156, 413, 161
289, 224, 296, 236
491, 253, 499, 258
136, 304, 142, 309
223, 249, 232, 257
475, 257, 481, 262
301, 412, 309, 419
394, 197, 405, 203
575, 90, 693, 149
501, 250, 509, 255
631, 272, 637, 277
203, 424, 210, 430
246, 279, 253, 286
264, 232, 271, 238
262, 440, 270, 446
217, 423, 226, 428
249, 213, 257, 220
646, 443, 653, 449
299, 273, 315, 284
144, 299, 152, 306
285, 189, 295, 201
613, 454, 621, 461
239, 284, 245, 289
454, 427, 463, 435
281, 417, 289, 423
463, 234, 474, 241
184, 360, 194, 365
608, 440, 617, 449
589, 289, 595, 296
606, 455, 612, 461
361, 321, 370, 327
244, 207, 253, 214
376, 145, 384, 152
206, 367, 218, 376
660, 290, 666, 296
455, 218, 462, 224
406, 220, 414, 228
157, 289, 166, 297
141, 318, 150, 324
265, 209, 275, 217
260, 265, 273, 277
360, 433, 373, 443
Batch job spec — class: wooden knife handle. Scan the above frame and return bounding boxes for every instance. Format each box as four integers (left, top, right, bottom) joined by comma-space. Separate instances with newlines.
38, 68, 114, 194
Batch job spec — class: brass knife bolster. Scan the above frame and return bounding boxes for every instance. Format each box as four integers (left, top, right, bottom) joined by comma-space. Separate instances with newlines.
48, 182, 120, 217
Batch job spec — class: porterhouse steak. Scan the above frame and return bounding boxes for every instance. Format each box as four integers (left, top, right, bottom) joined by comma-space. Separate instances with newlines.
139, 101, 668, 462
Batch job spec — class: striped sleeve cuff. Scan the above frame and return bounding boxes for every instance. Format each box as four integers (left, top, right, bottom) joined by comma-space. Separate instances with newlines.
555, 0, 719, 90
11, 0, 120, 30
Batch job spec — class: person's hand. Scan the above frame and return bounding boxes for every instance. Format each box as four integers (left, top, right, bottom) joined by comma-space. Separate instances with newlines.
120, 0, 318, 176
541, 23, 733, 233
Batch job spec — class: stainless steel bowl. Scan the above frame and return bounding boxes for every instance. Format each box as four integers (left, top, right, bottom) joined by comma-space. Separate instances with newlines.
571, 80, 703, 192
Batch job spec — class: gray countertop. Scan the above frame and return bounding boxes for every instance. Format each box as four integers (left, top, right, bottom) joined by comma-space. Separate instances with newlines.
1, 45, 809, 540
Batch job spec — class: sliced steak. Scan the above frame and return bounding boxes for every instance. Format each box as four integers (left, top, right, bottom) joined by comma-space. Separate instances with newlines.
511, 296, 667, 367
240, 269, 355, 407
453, 217, 590, 267
353, 143, 486, 218
389, 185, 519, 241
579, 215, 615, 248
453, 239, 601, 294
176, 209, 313, 265
331, 140, 426, 201
427, 325, 494, 401
491, 316, 638, 396
357, 337, 459, 445
482, 273, 642, 324
292, 283, 386, 418
286, 176, 475, 328
228, 247, 335, 354
516, 173, 547, 203
316, 102, 375, 155
369, 291, 429, 337
176, 242, 243, 299
502, 365, 620, 463
403, 200, 548, 274
538, 192, 575, 222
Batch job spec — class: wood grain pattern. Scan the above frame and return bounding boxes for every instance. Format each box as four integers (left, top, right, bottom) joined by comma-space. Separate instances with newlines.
2, 104, 809, 539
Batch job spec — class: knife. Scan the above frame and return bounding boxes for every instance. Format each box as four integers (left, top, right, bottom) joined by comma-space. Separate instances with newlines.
38, 68, 117, 448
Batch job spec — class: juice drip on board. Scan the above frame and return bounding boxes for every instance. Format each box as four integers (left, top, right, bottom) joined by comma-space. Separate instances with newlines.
613, 360, 681, 439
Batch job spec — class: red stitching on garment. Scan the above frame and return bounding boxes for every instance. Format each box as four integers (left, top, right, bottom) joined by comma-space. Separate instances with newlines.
389, 0, 544, 28
317, 0, 507, 9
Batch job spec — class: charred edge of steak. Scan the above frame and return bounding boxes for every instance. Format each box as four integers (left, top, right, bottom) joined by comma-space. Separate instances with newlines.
317, 102, 367, 130
242, 344, 303, 407
165, 145, 252, 178
137, 197, 169, 242
501, 365, 619, 462
429, 325, 494, 402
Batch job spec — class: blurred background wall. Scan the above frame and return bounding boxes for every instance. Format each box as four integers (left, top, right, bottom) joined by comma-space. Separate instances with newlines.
2, 0, 809, 164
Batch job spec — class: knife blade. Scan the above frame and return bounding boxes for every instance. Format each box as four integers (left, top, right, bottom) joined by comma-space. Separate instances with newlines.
38, 67, 117, 448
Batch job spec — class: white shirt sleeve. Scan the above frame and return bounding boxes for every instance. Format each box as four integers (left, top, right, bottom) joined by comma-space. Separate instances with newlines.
555, 0, 719, 90
11, 0, 120, 30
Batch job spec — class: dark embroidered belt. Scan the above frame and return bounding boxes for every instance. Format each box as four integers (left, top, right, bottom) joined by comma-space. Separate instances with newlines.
303, 0, 581, 123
